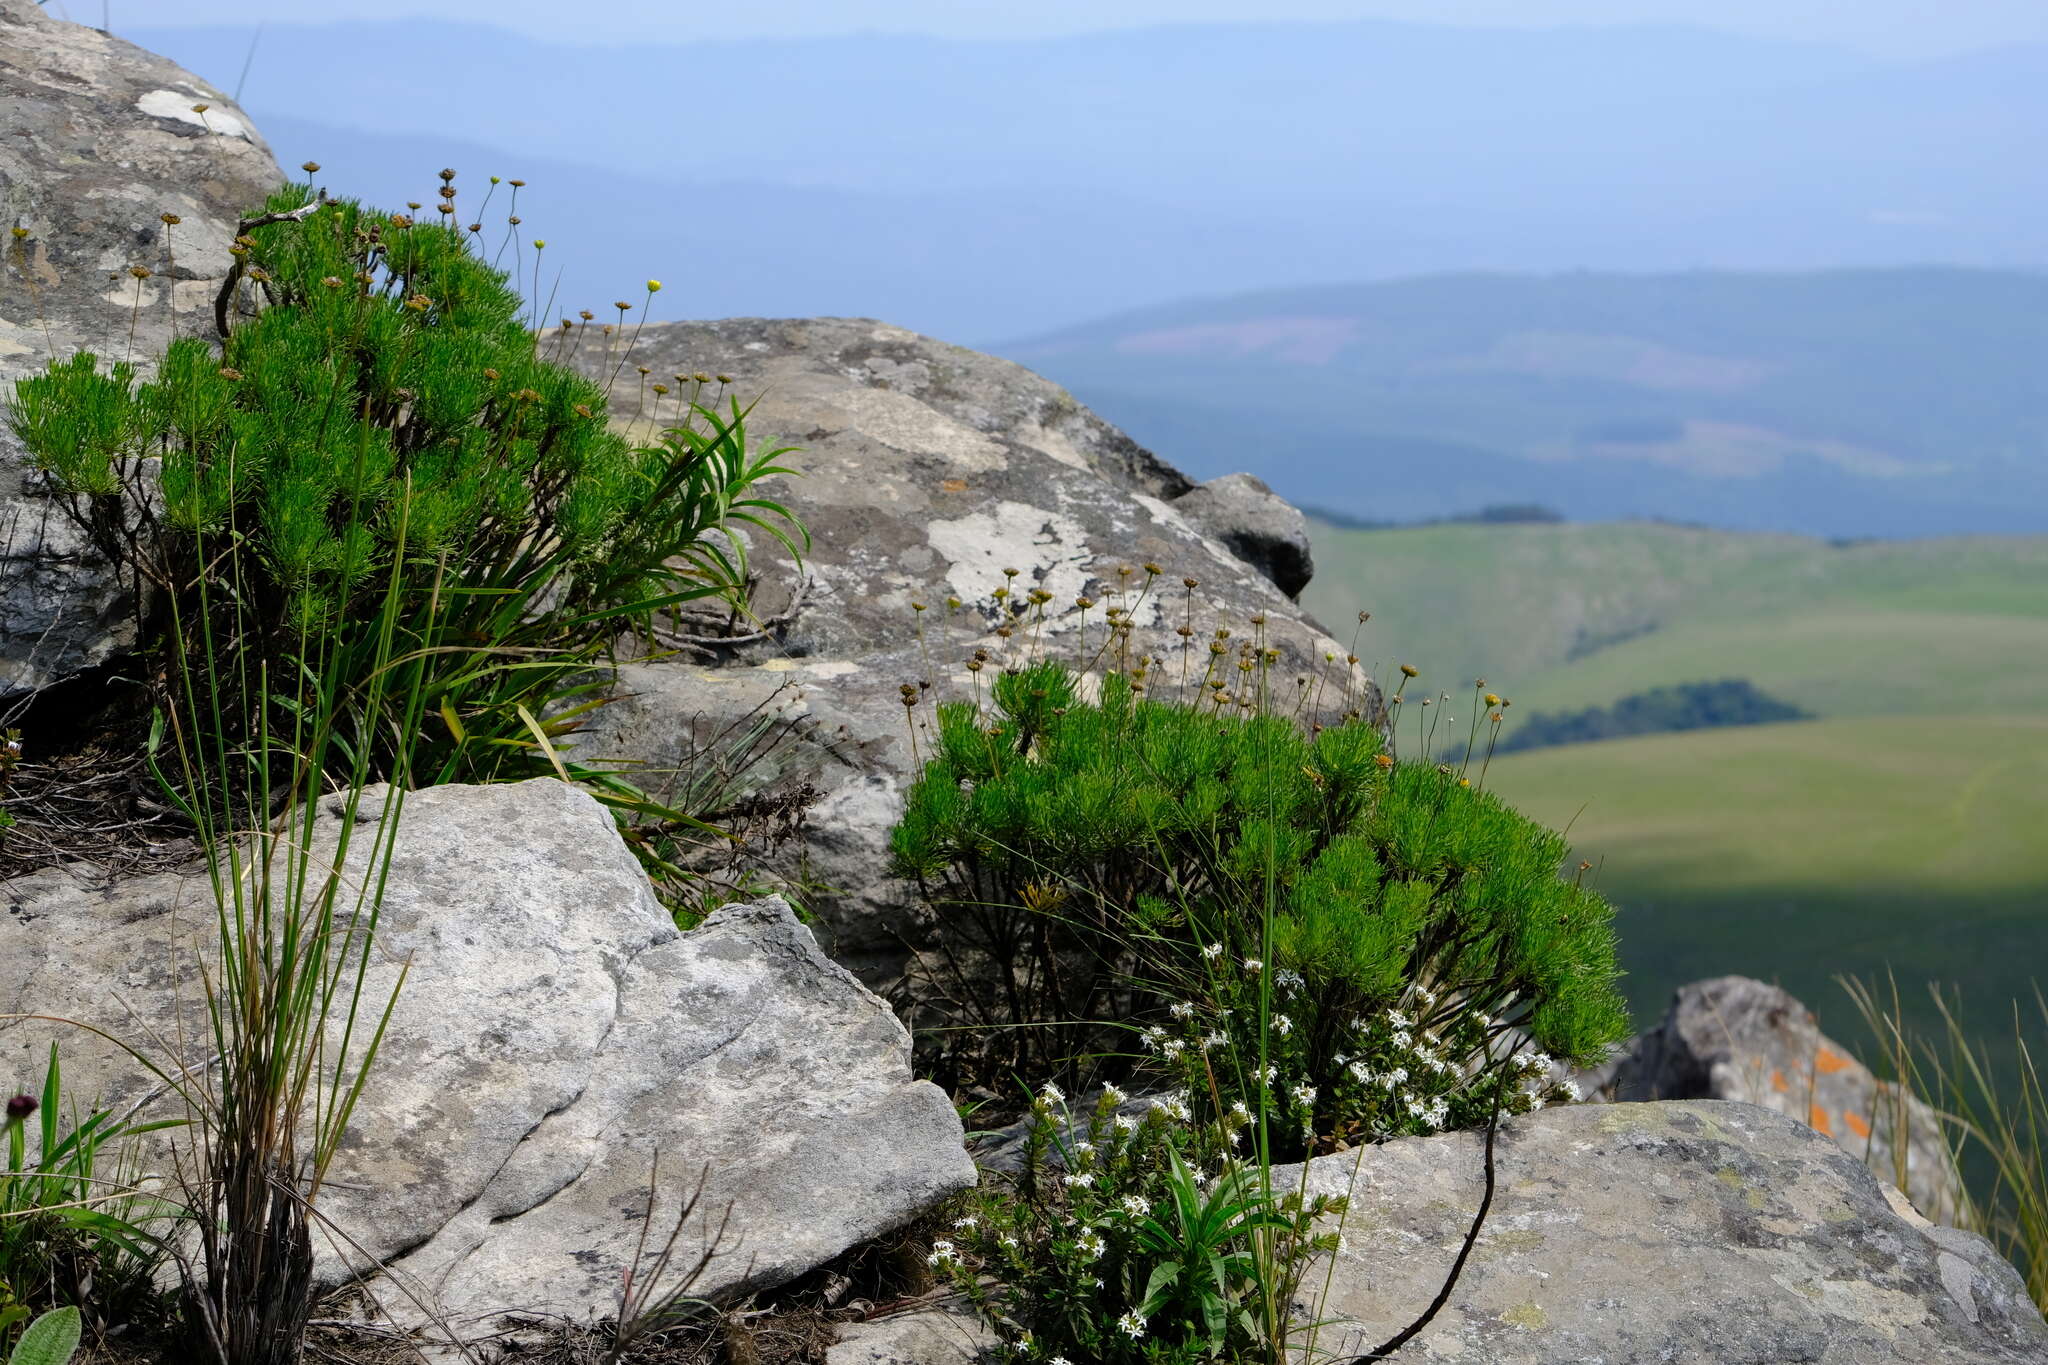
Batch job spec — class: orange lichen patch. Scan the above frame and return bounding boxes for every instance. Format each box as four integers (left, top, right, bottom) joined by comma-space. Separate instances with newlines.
1771, 1068, 1789, 1093
1813, 1045, 1853, 1075
1809, 1104, 1834, 1136
1843, 1110, 1871, 1140
941, 478, 969, 492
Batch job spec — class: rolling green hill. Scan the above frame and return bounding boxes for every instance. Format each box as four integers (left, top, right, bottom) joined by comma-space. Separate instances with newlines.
1004, 268, 2048, 538
1305, 518, 2048, 1046
1481, 716, 2048, 1047
1301, 521, 2048, 719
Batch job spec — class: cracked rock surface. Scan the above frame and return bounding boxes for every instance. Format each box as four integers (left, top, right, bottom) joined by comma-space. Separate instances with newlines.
0, 779, 975, 1326
0, 0, 281, 696
565, 318, 1373, 977
1288, 1100, 2047, 1364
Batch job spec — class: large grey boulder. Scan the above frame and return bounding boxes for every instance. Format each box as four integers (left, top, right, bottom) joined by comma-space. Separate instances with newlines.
1292, 1100, 2044, 1364
564, 318, 1370, 977
0, 0, 281, 697
1586, 976, 1964, 1223
1171, 472, 1315, 600
0, 779, 975, 1330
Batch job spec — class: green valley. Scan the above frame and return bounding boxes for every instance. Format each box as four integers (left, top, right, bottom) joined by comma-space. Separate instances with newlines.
1304, 518, 2048, 1041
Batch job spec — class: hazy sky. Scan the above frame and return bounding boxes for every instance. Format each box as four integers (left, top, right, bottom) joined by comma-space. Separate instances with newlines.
92, 0, 2048, 58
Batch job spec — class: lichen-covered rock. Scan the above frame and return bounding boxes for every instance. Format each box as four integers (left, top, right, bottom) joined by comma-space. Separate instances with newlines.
1585, 976, 1964, 1222
0, 780, 976, 1329
566, 318, 1371, 976
1290, 1100, 2045, 1364
1171, 472, 1315, 599
0, 0, 281, 696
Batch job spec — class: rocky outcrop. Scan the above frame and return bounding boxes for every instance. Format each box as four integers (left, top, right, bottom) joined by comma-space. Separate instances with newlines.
564, 318, 1370, 977
0, 0, 281, 697
852, 1100, 2046, 1364
1171, 472, 1315, 599
0, 779, 976, 1330
1294, 1100, 2044, 1363
1585, 975, 1964, 1223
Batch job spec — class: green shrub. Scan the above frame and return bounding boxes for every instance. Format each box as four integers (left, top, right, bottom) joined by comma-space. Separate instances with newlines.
5, 178, 804, 795
890, 657, 1629, 1146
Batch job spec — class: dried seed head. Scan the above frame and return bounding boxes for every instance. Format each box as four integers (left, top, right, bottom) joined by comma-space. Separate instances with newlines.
439, 167, 457, 182
1399, 664, 1419, 678
127, 264, 152, 279
716, 373, 733, 383
190, 103, 209, 113
302, 160, 322, 173
159, 212, 182, 225
509, 179, 527, 188
614, 300, 632, 312
437, 185, 457, 199
693, 371, 712, 383
651, 383, 669, 395
1183, 576, 1198, 589
580, 310, 595, 321
1142, 562, 1162, 575
218, 367, 243, 380
507, 215, 522, 225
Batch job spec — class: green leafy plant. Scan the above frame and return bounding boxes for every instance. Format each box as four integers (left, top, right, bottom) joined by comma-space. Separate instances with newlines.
890, 655, 1629, 1130
0, 1047, 179, 1349
937, 1084, 1342, 1364
4, 177, 806, 802
6, 1307, 80, 1365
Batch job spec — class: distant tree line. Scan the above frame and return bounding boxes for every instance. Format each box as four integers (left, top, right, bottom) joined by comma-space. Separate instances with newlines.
1497, 679, 1811, 753
1306, 502, 1567, 530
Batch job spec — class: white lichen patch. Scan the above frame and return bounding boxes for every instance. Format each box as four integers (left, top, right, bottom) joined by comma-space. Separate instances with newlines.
927, 501, 1166, 635
135, 89, 249, 139
99, 281, 159, 309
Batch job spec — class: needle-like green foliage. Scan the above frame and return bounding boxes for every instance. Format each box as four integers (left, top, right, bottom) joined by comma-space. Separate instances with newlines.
6, 179, 805, 793
891, 659, 1630, 1132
